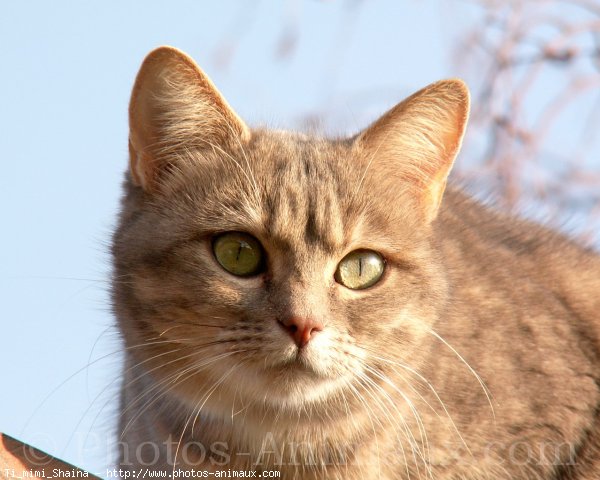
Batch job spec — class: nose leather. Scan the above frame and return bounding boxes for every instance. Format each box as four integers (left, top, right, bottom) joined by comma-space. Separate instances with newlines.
278, 316, 323, 348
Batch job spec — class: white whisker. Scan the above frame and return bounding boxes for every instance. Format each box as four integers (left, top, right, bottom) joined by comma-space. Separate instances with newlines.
426, 328, 496, 421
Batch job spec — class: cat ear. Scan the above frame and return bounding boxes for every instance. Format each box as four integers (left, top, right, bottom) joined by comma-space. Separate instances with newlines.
128, 46, 250, 191
355, 79, 470, 223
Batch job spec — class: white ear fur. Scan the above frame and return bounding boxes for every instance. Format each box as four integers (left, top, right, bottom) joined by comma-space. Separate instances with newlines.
128, 46, 250, 191
355, 79, 470, 222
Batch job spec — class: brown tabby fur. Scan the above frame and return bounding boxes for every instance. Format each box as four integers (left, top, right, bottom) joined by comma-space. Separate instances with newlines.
112, 46, 600, 479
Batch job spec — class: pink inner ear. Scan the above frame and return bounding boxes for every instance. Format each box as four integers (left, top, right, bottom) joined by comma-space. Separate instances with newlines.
128, 46, 250, 192
355, 79, 470, 222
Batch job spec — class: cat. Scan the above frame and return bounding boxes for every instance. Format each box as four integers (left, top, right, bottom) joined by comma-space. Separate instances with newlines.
111, 46, 600, 479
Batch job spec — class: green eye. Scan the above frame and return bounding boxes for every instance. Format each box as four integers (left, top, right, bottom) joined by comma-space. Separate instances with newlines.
335, 250, 385, 290
213, 232, 264, 277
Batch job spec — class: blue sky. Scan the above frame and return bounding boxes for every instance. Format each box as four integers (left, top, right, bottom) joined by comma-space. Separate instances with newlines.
1, 1, 596, 477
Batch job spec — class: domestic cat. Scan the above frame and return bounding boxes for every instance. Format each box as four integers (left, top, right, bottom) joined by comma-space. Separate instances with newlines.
112, 46, 600, 479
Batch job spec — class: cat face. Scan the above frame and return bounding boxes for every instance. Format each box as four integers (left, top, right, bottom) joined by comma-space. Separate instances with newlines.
113, 47, 468, 415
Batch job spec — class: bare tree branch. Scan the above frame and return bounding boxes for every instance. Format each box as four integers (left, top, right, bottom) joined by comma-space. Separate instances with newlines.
455, 0, 600, 243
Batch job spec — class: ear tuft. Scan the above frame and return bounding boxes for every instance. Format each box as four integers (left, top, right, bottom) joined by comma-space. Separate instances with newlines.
356, 79, 470, 223
128, 46, 250, 191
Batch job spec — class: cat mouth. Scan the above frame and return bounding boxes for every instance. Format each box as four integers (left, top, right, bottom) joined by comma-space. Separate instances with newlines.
255, 352, 354, 407
269, 350, 327, 379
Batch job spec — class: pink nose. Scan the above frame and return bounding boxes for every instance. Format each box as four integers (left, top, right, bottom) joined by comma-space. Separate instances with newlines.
278, 316, 323, 348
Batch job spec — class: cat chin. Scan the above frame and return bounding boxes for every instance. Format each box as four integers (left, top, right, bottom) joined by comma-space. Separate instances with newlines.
221, 359, 357, 410
252, 374, 353, 410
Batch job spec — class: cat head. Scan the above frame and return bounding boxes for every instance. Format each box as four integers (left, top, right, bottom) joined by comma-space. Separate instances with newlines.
113, 46, 469, 413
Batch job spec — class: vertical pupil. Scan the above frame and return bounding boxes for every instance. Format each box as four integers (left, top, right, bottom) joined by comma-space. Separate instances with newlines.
214, 234, 263, 277
335, 250, 383, 289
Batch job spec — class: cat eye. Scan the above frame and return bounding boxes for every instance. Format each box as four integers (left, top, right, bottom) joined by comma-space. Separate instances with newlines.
212, 232, 264, 277
335, 250, 385, 290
